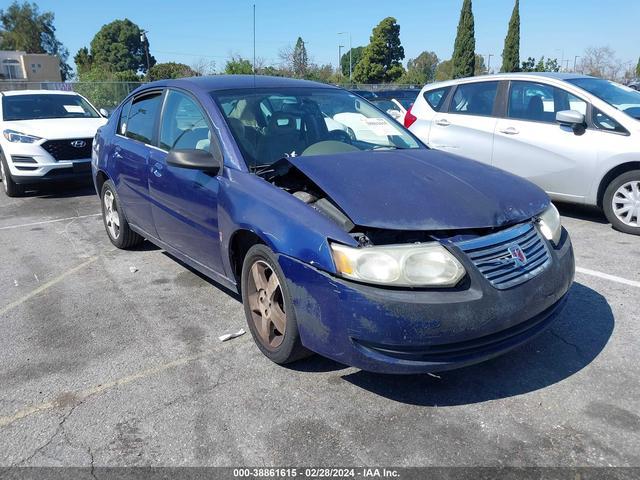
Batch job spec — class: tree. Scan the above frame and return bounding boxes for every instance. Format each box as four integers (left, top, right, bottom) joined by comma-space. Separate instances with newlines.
292, 37, 309, 78
340, 46, 365, 77
77, 19, 156, 75
579, 46, 622, 80
474, 54, 488, 75
353, 17, 405, 83
399, 51, 439, 85
637, 57, 640, 78
146, 62, 198, 81
435, 59, 453, 81
190, 58, 216, 76
501, 0, 520, 72
521, 56, 560, 73
451, 0, 475, 78
224, 55, 253, 75
0, 1, 71, 80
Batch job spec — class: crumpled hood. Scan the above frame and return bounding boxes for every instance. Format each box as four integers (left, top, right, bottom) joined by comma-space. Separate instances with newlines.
289, 149, 550, 231
2, 118, 107, 140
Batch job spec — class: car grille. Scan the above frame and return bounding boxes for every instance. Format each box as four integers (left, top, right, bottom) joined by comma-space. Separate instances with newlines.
41, 138, 92, 161
456, 222, 551, 290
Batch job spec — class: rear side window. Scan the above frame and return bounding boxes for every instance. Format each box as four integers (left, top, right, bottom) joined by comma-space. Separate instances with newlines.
159, 90, 213, 151
449, 82, 499, 116
117, 99, 132, 136
424, 87, 451, 112
508, 81, 588, 123
125, 92, 163, 144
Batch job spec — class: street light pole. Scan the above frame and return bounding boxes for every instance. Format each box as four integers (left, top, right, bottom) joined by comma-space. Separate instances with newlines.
140, 30, 150, 73
574, 55, 580, 72
338, 32, 352, 81
487, 54, 493, 73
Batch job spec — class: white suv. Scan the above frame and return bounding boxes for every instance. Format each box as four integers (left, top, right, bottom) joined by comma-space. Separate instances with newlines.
406, 73, 640, 235
0, 90, 107, 197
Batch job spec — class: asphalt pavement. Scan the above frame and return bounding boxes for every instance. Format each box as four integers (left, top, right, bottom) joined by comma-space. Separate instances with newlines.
0, 181, 638, 467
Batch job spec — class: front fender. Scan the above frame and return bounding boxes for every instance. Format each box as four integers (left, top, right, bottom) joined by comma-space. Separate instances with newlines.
218, 168, 357, 279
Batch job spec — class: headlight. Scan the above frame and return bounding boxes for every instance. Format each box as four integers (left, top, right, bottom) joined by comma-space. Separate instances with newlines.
2, 129, 41, 143
330, 242, 466, 287
537, 203, 562, 245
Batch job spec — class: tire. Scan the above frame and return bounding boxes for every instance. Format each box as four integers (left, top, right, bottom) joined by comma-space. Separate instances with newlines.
241, 244, 311, 364
100, 180, 144, 248
603, 169, 640, 235
0, 152, 24, 197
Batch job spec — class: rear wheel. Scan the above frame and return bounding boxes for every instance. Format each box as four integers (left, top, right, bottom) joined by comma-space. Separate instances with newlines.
241, 244, 310, 364
100, 180, 143, 248
0, 153, 24, 197
603, 170, 640, 236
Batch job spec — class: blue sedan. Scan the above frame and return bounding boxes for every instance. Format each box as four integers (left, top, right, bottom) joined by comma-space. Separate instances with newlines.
92, 75, 575, 374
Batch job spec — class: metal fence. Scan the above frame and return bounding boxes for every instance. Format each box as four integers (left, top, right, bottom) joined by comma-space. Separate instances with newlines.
0, 80, 422, 110
0, 81, 143, 110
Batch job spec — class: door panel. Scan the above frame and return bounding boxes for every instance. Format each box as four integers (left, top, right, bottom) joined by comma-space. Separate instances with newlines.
428, 81, 499, 165
148, 89, 224, 273
492, 81, 597, 202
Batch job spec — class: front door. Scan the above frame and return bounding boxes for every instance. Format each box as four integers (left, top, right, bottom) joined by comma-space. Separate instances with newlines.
492, 80, 597, 203
147, 89, 225, 275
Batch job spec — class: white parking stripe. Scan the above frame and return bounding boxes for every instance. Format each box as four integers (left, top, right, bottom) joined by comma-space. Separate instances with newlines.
576, 266, 640, 289
0, 213, 101, 231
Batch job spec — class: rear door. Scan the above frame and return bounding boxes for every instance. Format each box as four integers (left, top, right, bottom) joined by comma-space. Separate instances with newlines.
428, 80, 501, 165
492, 80, 597, 202
112, 90, 163, 235
147, 89, 225, 275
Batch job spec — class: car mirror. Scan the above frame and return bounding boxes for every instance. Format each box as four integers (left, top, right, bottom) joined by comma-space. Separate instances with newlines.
556, 110, 585, 128
99, 108, 110, 118
166, 148, 221, 174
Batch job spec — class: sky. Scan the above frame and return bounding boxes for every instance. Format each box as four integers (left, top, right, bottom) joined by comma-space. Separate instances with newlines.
30, 0, 640, 73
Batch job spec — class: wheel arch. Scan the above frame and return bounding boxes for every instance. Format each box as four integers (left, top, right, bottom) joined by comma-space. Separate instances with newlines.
597, 161, 640, 208
228, 229, 268, 286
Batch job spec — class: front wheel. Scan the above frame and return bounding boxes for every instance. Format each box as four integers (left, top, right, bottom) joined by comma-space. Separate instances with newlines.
241, 244, 311, 364
603, 170, 640, 236
0, 153, 24, 197
100, 180, 144, 248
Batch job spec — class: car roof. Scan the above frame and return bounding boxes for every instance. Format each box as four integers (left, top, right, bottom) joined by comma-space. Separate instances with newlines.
142, 75, 338, 93
422, 72, 595, 90
1, 89, 81, 97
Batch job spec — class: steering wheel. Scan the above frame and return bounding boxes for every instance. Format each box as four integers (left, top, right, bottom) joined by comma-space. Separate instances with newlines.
327, 129, 352, 144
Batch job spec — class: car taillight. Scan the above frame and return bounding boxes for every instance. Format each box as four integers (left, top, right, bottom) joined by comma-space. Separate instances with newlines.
404, 107, 417, 128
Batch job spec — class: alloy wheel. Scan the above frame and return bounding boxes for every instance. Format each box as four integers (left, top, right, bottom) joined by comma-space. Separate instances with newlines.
612, 181, 640, 227
103, 190, 121, 239
246, 260, 286, 349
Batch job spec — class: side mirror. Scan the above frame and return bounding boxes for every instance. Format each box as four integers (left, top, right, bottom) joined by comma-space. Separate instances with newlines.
166, 148, 221, 174
99, 108, 110, 118
556, 110, 585, 128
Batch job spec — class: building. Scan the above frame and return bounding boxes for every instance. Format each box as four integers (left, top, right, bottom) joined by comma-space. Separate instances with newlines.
0, 51, 62, 82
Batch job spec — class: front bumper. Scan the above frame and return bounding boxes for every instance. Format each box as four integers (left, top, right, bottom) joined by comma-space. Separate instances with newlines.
279, 228, 575, 374
2, 142, 92, 184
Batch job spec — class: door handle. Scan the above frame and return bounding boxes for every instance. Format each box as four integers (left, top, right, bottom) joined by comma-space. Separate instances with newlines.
151, 162, 163, 178
499, 127, 519, 135
435, 118, 451, 127
113, 146, 123, 159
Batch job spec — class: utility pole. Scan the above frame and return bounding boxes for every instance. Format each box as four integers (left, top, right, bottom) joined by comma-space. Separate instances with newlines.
140, 30, 150, 73
253, 4, 256, 74
574, 55, 580, 72
487, 54, 494, 74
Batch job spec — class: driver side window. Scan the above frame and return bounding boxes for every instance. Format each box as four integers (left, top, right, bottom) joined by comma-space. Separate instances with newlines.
160, 90, 212, 152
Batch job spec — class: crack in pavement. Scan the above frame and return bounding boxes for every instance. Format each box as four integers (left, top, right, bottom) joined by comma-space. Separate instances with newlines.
549, 329, 585, 359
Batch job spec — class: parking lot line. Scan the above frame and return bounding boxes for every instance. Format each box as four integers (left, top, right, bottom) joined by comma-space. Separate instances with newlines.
576, 266, 640, 289
0, 346, 220, 428
0, 256, 99, 318
0, 213, 101, 231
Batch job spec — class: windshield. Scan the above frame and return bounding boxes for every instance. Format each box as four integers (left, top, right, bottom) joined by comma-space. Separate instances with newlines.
568, 78, 640, 120
212, 87, 420, 169
2, 94, 100, 121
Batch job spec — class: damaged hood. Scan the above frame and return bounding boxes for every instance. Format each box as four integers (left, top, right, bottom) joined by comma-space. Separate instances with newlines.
289, 149, 550, 231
